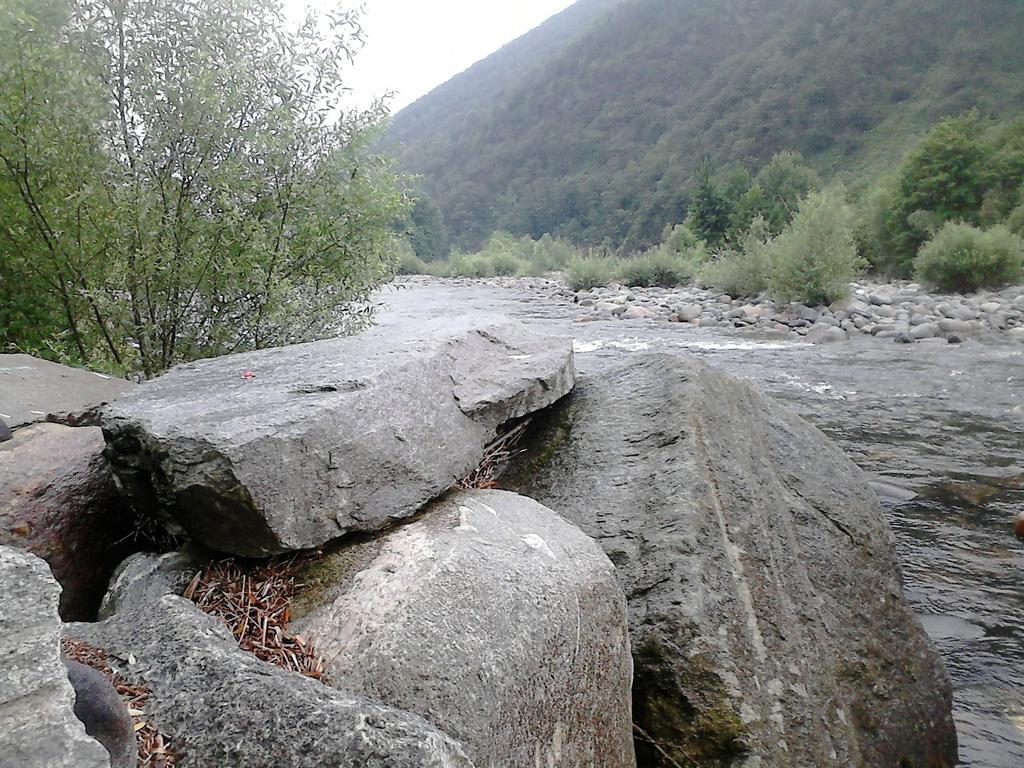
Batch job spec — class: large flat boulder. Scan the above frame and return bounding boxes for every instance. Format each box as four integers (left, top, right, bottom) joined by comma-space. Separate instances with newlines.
0, 546, 110, 768
0, 423, 137, 620
291, 489, 636, 768
68, 594, 475, 768
504, 353, 957, 768
0, 354, 133, 429
102, 318, 574, 556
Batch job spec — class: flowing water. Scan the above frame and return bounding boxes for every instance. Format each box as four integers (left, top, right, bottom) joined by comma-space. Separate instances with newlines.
375, 278, 1024, 767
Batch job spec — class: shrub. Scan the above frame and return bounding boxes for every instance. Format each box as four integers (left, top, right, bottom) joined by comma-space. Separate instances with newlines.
396, 246, 431, 275
699, 217, 772, 297
618, 246, 700, 287
914, 222, 1024, 292
566, 256, 620, 291
765, 188, 866, 305
1006, 196, 1024, 236
446, 252, 495, 278
487, 251, 522, 277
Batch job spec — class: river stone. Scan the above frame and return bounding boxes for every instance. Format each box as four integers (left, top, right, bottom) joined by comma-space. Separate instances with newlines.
63, 660, 135, 768
0, 353, 134, 429
0, 546, 110, 768
807, 324, 848, 344
102, 318, 575, 557
504, 353, 957, 768
0, 418, 11, 442
291, 489, 635, 768
911, 322, 940, 340
1, 424, 136, 620
68, 594, 474, 768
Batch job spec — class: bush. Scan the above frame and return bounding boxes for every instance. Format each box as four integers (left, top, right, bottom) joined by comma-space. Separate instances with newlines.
699, 217, 772, 297
396, 245, 431, 275
487, 251, 522, 276
618, 246, 700, 287
446, 252, 495, 278
765, 188, 866, 305
1006, 199, 1024, 236
914, 222, 1024, 292
566, 256, 620, 291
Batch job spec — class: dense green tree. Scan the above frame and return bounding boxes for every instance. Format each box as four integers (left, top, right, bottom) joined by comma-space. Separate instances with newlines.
388, 0, 1024, 249
884, 112, 992, 273
687, 169, 734, 247
407, 194, 450, 261
0, 0, 407, 376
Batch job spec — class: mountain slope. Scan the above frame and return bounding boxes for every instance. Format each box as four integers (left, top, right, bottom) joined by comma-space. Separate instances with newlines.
387, 0, 1024, 250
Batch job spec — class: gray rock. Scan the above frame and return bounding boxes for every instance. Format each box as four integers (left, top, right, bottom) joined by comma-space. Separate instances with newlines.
622, 305, 654, 320
910, 322, 940, 340
937, 318, 977, 336
292, 489, 635, 768
63, 661, 135, 768
98, 550, 199, 621
807, 324, 848, 344
0, 354, 134, 429
0, 546, 110, 768
980, 301, 1002, 313
697, 316, 719, 328
0, 418, 10, 443
869, 292, 894, 306
791, 303, 821, 323
676, 304, 702, 322
68, 596, 474, 768
102, 318, 575, 557
1, 424, 136, 620
504, 354, 957, 768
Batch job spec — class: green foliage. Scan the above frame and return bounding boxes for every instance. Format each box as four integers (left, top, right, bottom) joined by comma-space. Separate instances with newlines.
389, 0, 1024, 250
566, 255, 621, 291
0, 0, 408, 377
619, 243, 705, 288
914, 222, 1024, 292
687, 169, 734, 247
407, 194, 450, 261
734, 152, 822, 236
766, 188, 865, 305
445, 252, 496, 278
699, 217, 773, 298
395, 243, 444, 276
883, 112, 994, 272
1007, 199, 1024, 236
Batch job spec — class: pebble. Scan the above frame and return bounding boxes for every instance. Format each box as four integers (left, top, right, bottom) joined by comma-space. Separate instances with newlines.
411, 275, 1024, 345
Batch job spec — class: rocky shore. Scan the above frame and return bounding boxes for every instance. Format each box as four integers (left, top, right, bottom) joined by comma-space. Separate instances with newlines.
2, 312, 960, 767
399, 276, 1024, 345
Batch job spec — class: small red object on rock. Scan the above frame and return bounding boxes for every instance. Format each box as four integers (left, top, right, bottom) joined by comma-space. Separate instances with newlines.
241, 370, 256, 380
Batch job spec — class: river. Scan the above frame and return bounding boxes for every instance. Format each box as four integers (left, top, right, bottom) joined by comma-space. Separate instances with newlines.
375, 277, 1024, 767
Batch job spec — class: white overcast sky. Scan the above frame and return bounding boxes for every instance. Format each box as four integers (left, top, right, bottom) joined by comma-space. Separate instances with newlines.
286, 1, 577, 111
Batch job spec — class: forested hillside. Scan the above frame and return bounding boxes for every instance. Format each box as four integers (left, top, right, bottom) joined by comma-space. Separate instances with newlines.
388, 0, 1024, 250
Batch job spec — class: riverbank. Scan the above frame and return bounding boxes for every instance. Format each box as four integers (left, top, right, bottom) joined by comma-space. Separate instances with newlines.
398, 275, 1024, 345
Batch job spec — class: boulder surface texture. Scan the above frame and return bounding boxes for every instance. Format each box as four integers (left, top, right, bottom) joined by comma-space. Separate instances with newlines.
1, 423, 136, 619
0, 546, 110, 768
0, 353, 133, 428
103, 318, 574, 556
505, 353, 958, 768
292, 489, 636, 768
63, 660, 135, 768
69, 594, 475, 768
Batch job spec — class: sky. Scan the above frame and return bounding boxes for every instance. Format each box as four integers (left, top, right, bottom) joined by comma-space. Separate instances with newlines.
287, 1, 577, 111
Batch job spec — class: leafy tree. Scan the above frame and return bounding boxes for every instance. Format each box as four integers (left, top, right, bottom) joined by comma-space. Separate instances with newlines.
687, 168, 734, 247
0, 0, 407, 376
407, 194, 450, 261
884, 112, 992, 273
